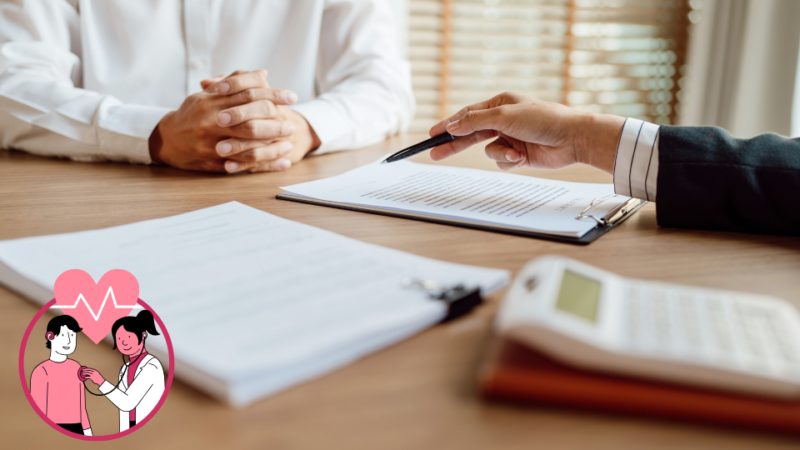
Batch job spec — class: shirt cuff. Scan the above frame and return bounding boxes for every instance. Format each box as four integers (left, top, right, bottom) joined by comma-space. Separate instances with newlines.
290, 100, 352, 156
97, 103, 173, 165
612, 118, 661, 201
99, 381, 115, 394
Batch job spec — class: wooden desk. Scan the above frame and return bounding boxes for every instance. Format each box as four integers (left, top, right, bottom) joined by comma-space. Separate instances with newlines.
2, 135, 799, 449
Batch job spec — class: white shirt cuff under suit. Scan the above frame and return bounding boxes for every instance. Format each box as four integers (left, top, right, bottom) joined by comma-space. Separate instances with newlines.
613, 118, 661, 202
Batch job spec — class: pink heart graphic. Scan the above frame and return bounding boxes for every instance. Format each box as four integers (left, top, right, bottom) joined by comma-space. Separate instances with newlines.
53, 269, 139, 344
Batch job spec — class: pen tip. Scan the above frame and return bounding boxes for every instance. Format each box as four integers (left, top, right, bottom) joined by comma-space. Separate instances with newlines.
380, 160, 388, 164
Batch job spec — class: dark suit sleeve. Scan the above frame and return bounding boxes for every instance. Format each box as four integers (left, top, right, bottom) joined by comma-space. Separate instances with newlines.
656, 126, 800, 235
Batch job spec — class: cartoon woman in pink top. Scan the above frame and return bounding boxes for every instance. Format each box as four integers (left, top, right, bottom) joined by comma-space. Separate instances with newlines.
30, 315, 93, 436
82, 310, 165, 432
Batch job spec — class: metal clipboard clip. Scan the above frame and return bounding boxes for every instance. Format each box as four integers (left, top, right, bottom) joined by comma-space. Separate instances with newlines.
576, 194, 646, 227
402, 278, 483, 322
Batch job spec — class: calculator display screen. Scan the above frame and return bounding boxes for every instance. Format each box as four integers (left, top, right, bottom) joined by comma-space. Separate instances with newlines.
555, 270, 601, 323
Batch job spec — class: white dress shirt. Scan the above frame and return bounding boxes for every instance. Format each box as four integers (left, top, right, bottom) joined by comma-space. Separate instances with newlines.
613, 118, 661, 201
0, 0, 415, 164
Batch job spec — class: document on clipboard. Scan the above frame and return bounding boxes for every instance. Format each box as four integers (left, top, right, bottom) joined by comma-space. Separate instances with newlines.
278, 158, 645, 245
0, 202, 509, 406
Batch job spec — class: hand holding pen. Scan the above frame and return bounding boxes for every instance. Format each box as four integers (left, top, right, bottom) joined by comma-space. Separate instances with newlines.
380, 132, 457, 164
426, 92, 625, 174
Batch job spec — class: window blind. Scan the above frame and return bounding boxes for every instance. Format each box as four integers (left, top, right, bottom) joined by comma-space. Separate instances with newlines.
408, 0, 698, 133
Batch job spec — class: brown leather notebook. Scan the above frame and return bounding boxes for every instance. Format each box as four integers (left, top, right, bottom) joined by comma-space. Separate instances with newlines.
477, 337, 800, 434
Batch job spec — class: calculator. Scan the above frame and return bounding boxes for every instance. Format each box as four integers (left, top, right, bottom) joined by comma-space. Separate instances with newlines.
496, 256, 800, 399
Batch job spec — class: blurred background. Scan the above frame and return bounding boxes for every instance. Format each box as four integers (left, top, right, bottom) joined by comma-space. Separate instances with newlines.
390, 0, 800, 139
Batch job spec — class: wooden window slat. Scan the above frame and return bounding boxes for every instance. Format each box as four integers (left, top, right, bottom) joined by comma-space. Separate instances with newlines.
409, 0, 696, 133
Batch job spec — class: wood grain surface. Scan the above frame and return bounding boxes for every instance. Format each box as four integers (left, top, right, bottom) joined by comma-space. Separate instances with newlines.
2, 135, 799, 449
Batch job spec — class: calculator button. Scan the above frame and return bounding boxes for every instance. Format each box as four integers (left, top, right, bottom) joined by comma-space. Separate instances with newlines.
766, 318, 799, 365
678, 294, 703, 350
618, 284, 800, 386
735, 303, 789, 375
626, 293, 641, 345
651, 290, 673, 352
706, 298, 736, 355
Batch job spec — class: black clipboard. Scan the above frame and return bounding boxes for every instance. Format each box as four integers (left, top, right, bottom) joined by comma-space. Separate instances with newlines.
276, 193, 646, 245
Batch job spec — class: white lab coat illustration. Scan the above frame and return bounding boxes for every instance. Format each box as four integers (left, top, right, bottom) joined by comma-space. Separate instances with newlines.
98, 354, 165, 432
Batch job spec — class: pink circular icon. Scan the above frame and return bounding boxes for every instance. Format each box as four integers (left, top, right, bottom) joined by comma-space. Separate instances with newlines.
18, 299, 174, 441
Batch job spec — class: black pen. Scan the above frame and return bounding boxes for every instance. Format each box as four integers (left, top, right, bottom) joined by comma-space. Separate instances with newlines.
380, 132, 457, 164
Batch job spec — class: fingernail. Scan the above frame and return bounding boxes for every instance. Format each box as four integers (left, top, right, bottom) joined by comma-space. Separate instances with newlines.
226, 161, 239, 172
283, 142, 293, 154
217, 112, 231, 126
286, 92, 298, 104
218, 82, 230, 94
286, 123, 296, 134
447, 120, 460, 132
218, 142, 233, 155
278, 159, 290, 170
506, 150, 519, 161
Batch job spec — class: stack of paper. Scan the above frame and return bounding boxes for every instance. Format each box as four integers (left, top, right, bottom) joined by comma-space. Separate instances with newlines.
0, 202, 507, 406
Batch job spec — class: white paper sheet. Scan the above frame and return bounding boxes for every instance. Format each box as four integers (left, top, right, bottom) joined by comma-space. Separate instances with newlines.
0, 202, 508, 405
281, 158, 631, 238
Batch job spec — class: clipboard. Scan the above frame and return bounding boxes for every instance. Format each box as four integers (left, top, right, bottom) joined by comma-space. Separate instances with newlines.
276, 192, 646, 245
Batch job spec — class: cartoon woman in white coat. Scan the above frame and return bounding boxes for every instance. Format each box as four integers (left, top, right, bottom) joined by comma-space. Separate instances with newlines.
82, 310, 165, 432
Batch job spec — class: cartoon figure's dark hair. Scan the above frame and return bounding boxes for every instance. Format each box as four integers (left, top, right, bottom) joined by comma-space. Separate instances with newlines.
45, 315, 82, 349
111, 310, 160, 350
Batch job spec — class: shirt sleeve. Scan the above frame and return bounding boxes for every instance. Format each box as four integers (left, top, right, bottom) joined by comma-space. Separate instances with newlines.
0, 1, 171, 164
289, 0, 416, 155
612, 118, 661, 201
98, 365, 155, 412
30, 364, 48, 415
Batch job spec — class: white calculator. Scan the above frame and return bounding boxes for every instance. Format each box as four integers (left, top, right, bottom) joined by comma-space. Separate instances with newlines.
496, 256, 800, 399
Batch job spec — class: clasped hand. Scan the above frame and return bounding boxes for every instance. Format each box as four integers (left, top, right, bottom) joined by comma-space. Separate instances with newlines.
151, 70, 320, 173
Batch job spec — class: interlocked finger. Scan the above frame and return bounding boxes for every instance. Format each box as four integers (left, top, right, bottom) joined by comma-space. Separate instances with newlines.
224, 157, 292, 173
215, 70, 270, 95
227, 119, 296, 140
224, 141, 293, 163
227, 88, 298, 107
217, 138, 288, 157
217, 100, 279, 127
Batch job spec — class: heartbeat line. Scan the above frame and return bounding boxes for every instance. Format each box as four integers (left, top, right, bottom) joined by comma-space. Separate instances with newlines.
51, 286, 142, 320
